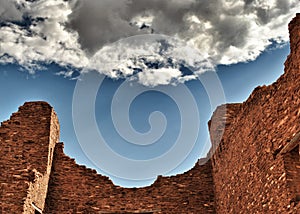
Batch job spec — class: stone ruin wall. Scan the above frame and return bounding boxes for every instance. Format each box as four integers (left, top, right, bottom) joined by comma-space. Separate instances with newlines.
209, 14, 300, 214
0, 101, 215, 214
44, 143, 215, 213
0, 102, 59, 213
0, 13, 299, 214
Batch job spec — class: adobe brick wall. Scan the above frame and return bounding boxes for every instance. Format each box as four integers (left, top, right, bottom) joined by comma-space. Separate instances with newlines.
44, 143, 215, 213
0, 102, 59, 213
209, 14, 300, 214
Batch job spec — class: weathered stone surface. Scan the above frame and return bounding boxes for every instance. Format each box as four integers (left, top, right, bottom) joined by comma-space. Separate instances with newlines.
0, 102, 59, 213
209, 13, 300, 214
0, 13, 299, 214
44, 144, 215, 213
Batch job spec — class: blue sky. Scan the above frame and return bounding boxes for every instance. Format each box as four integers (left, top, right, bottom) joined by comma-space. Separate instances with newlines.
0, 0, 297, 187
0, 44, 289, 187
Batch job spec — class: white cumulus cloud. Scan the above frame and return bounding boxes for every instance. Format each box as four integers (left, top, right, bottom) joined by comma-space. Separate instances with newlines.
0, 0, 299, 86
0, 0, 88, 72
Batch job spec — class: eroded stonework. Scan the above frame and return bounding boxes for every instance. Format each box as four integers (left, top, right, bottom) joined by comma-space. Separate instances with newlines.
0, 102, 59, 213
0, 14, 299, 214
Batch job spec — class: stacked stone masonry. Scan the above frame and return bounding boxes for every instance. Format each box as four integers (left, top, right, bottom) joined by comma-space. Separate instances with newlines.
209, 13, 300, 214
44, 143, 215, 213
0, 102, 59, 213
0, 14, 299, 214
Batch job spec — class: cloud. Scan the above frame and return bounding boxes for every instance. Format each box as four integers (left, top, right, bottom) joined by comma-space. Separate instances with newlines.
0, 0, 88, 72
88, 35, 214, 87
56, 70, 75, 78
0, 0, 299, 86
68, 0, 299, 64
0, 0, 23, 22
136, 68, 182, 87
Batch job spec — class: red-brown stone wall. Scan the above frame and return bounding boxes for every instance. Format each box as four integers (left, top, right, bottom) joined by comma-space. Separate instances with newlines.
44, 143, 215, 213
0, 102, 59, 213
209, 14, 300, 214
283, 145, 300, 208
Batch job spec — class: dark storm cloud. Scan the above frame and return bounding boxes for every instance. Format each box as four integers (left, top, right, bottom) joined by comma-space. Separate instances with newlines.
0, 0, 23, 22
67, 0, 193, 53
67, 0, 296, 56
